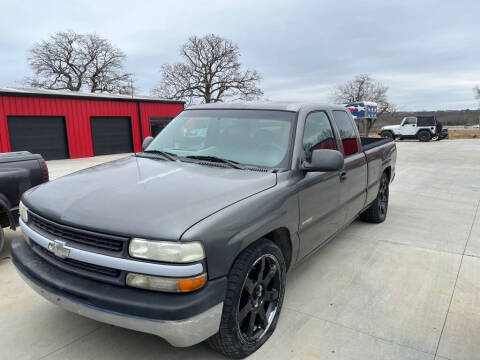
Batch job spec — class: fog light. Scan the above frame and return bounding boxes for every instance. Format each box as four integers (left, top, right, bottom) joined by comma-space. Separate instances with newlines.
19, 201, 28, 223
126, 273, 207, 293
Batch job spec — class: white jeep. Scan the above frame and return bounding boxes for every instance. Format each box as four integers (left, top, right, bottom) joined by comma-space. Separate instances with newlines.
379, 116, 446, 142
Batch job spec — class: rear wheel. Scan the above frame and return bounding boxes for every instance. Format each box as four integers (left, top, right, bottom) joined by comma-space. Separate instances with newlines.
207, 239, 286, 358
418, 131, 431, 142
360, 172, 389, 223
381, 131, 394, 139
0, 228, 5, 254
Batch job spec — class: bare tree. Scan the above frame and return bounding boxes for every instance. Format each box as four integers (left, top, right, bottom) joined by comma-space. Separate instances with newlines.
26, 30, 133, 94
333, 74, 395, 135
152, 34, 263, 104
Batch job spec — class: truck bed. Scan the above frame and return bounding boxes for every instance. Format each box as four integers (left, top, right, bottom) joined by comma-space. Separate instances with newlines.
360, 137, 393, 151
360, 137, 396, 208
0, 151, 44, 163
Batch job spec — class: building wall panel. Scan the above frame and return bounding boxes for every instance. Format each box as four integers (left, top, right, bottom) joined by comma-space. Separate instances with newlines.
0, 95, 184, 158
139, 102, 184, 138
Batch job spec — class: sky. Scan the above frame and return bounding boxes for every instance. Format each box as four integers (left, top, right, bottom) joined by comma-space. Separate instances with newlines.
1, 0, 479, 111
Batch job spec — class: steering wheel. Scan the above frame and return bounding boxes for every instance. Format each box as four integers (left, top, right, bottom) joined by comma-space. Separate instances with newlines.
258, 143, 283, 153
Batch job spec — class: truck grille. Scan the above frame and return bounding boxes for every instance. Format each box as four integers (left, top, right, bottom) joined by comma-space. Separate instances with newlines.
29, 212, 127, 254
33, 244, 124, 285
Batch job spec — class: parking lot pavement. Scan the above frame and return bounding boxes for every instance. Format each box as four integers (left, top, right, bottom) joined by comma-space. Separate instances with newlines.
1, 140, 479, 360
46, 153, 132, 180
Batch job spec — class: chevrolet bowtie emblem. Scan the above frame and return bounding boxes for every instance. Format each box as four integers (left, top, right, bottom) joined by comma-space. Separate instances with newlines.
48, 240, 70, 259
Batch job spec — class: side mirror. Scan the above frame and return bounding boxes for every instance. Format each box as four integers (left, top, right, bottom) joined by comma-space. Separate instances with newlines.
142, 136, 154, 151
302, 149, 344, 172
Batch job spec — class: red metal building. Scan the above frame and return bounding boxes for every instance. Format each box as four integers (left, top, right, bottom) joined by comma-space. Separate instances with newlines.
0, 88, 184, 160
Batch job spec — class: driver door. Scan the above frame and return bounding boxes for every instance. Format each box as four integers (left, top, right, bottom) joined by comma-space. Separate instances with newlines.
297, 111, 343, 259
400, 117, 417, 136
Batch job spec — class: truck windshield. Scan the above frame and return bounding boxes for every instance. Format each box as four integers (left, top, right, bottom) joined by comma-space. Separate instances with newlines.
145, 109, 296, 169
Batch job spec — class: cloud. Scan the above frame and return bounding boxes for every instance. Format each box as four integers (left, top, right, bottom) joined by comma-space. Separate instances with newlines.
1, 0, 479, 110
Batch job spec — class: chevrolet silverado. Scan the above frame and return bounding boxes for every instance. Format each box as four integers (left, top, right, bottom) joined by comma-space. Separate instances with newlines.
12, 103, 396, 358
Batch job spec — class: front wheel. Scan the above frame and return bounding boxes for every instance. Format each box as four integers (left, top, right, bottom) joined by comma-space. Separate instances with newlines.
381, 131, 394, 139
360, 172, 389, 223
207, 239, 286, 358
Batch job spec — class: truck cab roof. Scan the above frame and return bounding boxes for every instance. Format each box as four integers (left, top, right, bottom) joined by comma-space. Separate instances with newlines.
187, 102, 349, 113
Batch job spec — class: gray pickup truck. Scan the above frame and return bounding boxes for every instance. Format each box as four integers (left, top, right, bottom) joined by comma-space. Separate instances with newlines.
12, 103, 396, 358
0, 151, 48, 253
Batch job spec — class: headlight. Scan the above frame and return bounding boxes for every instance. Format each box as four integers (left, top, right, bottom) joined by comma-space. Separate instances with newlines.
126, 273, 207, 292
129, 238, 205, 263
19, 201, 28, 223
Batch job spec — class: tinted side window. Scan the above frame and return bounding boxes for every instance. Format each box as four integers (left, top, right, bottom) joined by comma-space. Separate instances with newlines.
417, 116, 435, 126
302, 112, 336, 157
332, 110, 359, 156
404, 117, 417, 125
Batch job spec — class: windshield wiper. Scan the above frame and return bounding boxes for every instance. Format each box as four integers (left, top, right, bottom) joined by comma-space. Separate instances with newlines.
185, 155, 245, 169
142, 150, 178, 161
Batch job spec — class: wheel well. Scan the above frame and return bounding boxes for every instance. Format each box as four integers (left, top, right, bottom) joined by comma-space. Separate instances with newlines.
0, 196, 15, 230
262, 228, 293, 271
384, 166, 391, 181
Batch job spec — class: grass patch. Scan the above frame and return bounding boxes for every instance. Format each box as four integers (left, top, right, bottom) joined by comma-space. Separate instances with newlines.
447, 129, 480, 139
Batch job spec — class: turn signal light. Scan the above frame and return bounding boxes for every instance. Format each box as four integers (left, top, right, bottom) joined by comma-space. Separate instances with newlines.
178, 274, 207, 292
126, 273, 207, 293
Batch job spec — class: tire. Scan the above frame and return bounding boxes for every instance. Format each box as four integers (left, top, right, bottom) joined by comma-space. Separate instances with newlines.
381, 131, 394, 139
418, 131, 431, 142
207, 239, 286, 358
360, 172, 389, 223
0, 228, 5, 254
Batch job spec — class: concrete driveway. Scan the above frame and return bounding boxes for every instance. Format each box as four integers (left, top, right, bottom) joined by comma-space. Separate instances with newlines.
1, 141, 479, 360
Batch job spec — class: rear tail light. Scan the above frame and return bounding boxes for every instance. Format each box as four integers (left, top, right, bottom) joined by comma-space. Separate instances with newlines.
40, 161, 49, 182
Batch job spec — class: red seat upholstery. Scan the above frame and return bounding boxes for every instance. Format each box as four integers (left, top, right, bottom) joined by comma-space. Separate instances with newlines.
342, 138, 358, 156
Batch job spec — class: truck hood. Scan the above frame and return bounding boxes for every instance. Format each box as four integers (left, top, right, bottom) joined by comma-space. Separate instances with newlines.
23, 156, 277, 240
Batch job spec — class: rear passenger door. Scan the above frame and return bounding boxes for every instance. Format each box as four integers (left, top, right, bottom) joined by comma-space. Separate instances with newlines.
297, 111, 344, 258
331, 110, 367, 222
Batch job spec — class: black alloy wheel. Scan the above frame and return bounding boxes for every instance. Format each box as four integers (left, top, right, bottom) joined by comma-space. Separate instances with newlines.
0, 228, 4, 254
237, 254, 281, 343
207, 239, 286, 358
359, 172, 390, 223
377, 174, 389, 218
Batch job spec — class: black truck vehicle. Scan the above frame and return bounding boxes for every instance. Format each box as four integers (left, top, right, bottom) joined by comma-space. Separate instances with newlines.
0, 152, 49, 253
12, 103, 396, 358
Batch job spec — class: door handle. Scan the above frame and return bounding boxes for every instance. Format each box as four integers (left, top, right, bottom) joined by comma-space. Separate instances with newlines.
340, 170, 347, 182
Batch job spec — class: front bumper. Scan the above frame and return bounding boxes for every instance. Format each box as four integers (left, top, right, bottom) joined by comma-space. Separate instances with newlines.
11, 237, 227, 347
